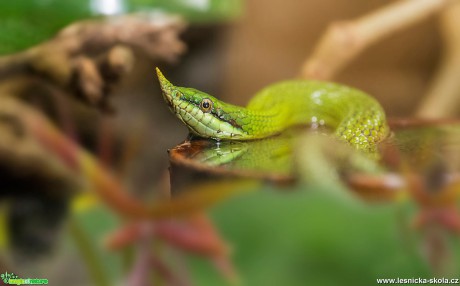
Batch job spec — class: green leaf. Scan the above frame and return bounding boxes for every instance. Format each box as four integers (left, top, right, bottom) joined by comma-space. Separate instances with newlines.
0, 0, 91, 55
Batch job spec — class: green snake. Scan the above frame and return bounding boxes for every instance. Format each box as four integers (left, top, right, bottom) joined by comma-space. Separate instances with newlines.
156, 68, 389, 152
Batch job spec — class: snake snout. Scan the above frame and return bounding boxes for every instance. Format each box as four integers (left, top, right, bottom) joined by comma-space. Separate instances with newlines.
156, 67, 174, 94
156, 67, 178, 108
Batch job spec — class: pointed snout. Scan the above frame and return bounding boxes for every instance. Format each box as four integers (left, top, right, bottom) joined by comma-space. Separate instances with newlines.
156, 67, 174, 102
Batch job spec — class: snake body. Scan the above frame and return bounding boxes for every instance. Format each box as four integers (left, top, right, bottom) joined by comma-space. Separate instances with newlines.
156, 68, 389, 152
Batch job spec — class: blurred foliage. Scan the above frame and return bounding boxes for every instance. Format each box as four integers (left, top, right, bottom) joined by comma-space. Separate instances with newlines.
0, 1, 89, 55
130, 0, 242, 22
190, 187, 433, 286
50, 183, 438, 285
70, 203, 122, 285
39, 198, 123, 285
0, 0, 242, 55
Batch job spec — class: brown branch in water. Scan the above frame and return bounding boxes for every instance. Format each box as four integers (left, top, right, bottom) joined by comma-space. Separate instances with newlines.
0, 14, 186, 111
299, 0, 455, 80
416, 2, 460, 118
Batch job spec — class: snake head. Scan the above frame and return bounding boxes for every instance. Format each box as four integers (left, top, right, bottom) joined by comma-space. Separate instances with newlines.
156, 68, 247, 140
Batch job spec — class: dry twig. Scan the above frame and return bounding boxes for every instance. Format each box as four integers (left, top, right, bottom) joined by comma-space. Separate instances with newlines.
0, 14, 186, 111
416, 2, 460, 118
299, 0, 455, 80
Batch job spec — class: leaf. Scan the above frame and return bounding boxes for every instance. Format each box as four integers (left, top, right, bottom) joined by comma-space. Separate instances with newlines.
0, 0, 91, 55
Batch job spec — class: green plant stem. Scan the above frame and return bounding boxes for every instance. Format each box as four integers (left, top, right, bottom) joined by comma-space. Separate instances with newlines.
69, 217, 110, 286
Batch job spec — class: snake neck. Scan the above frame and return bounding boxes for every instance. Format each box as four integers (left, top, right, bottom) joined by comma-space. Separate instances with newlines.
234, 107, 287, 139
237, 105, 331, 140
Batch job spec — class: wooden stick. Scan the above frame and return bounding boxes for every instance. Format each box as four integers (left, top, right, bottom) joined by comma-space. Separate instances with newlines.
416, 2, 460, 118
300, 0, 454, 80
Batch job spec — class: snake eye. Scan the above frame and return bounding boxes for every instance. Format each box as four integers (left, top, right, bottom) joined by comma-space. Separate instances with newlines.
200, 98, 213, 113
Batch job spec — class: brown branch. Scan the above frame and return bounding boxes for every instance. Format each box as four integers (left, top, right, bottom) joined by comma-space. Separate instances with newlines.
416, 2, 460, 118
299, 0, 455, 80
0, 14, 186, 111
